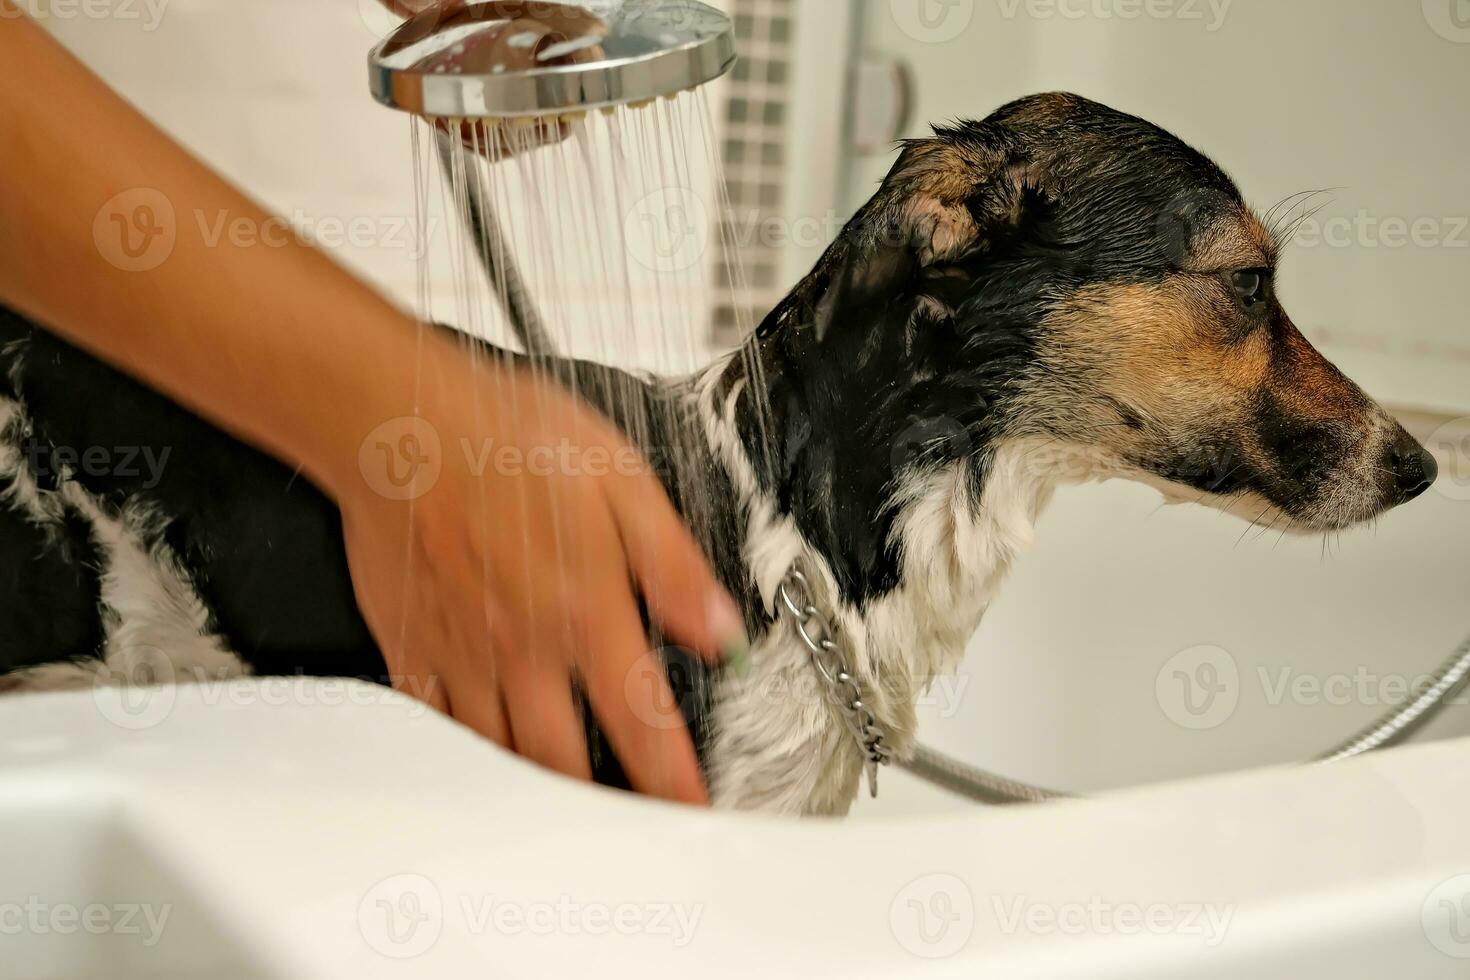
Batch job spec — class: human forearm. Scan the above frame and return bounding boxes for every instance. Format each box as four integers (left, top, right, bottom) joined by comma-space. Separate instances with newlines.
0, 6, 431, 494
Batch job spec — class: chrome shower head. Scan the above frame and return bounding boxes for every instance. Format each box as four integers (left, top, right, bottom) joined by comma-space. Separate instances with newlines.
368, 0, 736, 121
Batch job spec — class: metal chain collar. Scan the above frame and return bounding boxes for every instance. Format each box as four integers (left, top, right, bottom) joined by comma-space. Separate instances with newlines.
776, 563, 892, 797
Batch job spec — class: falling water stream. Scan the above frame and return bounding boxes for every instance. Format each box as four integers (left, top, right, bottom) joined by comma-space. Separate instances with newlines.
403, 93, 774, 767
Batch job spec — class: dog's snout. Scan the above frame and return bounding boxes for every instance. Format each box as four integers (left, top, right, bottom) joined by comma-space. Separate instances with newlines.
1386, 429, 1438, 503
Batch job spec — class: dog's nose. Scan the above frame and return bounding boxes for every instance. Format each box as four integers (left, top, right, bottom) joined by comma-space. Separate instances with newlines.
1386, 430, 1438, 502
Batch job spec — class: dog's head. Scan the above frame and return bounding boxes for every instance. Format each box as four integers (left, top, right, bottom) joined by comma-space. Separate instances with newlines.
772, 92, 1435, 534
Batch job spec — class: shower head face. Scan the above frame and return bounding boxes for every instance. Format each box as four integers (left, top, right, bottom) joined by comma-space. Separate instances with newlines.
368, 0, 736, 119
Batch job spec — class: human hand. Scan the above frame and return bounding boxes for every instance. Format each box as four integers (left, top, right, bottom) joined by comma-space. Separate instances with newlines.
335, 337, 746, 804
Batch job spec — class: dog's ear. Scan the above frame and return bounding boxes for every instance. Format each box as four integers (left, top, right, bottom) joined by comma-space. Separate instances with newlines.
769, 125, 1052, 342
863, 134, 1040, 266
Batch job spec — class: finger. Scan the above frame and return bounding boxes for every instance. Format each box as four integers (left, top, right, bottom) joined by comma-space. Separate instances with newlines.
604, 467, 748, 667
386, 618, 511, 746
391, 667, 449, 715
499, 648, 593, 782
573, 567, 708, 805
417, 590, 512, 747
442, 672, 513, 748
357, 584, 457, 720
438, 608, 514, 746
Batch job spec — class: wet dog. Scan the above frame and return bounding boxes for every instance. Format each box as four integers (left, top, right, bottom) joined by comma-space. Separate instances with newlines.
0, 94, 1436, 813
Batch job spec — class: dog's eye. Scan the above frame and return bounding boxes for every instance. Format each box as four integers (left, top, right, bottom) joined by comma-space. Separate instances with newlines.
1231, 269, 1272, 309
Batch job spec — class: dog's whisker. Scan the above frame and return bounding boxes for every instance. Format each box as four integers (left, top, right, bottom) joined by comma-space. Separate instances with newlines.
1278, 197, 1338, 249
1251, 510, 1285, 545
1263, 188, 1330, 230
1272, 519, 1293, 549
1265, 187, 1342, 244
1236, 504, 1274, 547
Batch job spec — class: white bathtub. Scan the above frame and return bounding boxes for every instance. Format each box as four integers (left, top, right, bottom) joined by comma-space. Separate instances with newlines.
3, 679, 1469, 979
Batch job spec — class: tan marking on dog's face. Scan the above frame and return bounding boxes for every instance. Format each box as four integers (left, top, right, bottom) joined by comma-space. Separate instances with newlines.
1042, 276, 1269, 430
1267, 324, 1372, 425
1031, 262, 1399, 530
1183, 207, 1280, 273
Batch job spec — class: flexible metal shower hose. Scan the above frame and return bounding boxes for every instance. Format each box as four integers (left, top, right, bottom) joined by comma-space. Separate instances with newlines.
1313, 630, 1470, 764
436, 136, 557, 357
900, 632, 1470, 805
